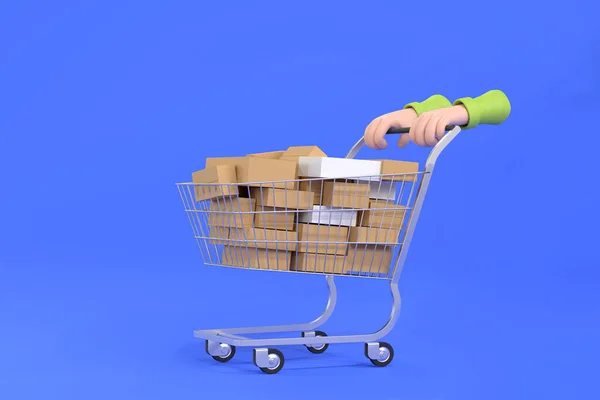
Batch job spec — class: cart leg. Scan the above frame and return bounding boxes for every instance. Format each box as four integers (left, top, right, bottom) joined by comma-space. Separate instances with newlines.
194, 275, 337, 338
196, 280, 402, 348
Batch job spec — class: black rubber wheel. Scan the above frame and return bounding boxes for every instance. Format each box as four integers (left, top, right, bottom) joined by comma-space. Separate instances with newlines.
255, 348, 285, 374
205, 340, 236, 363
303, 330, 329, 354
365, 342, 394, 367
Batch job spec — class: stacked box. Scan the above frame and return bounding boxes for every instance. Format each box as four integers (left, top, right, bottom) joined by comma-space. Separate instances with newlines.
250, 187, 315, 210
221, 246, 292, 271
229, 227, 297, 251
191, 164, 238, 202
344, 244, 394, 275
376, 159, 419, 182
206, 156, 298, 189
295, 223, 348, 255
207, 226, 230, 245
191, 148, 420, 276
321, 181, 370, 209
299, 180, 324, 204
280, 146, 327, 163
357, 200, 408, 229
207, 197, 255, 229
292, 252, 347, 274
254, 205, 296, 231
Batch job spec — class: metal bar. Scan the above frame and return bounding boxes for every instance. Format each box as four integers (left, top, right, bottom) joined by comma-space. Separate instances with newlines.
195, 280, 401, 347
391, 126, 462, 283
194, 275, 337, 336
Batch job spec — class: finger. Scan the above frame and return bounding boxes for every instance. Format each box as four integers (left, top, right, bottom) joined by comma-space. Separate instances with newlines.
397, 133, 411, 148
410, 113, 431, 147
372, 117, 391, 149
435, 117, 449, 142
424, 115, 442, 146
364, 118, 385, 149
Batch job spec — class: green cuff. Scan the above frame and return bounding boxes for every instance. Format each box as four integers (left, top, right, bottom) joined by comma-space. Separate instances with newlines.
403, 94, 452, 116
453, 90, 511, 130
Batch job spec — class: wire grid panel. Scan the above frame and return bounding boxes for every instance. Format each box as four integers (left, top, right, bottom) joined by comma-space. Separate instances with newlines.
177, 172, 424, 280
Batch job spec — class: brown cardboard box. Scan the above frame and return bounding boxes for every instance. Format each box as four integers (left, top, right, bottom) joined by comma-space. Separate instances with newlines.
207, 226, 230, 245
191, 165, 238, 201
321, 181, 370, 209
229, 227, 298, 251
221, 246, 291, 271
280, 145, 327, 163
348, 226, 400, 244
376, 159, 420, 182
358, 200, 408, 229
299, 179, 324, 204
207, 197, 255, 228
344, 244, 394, 275
251, 187, 315, 210
247, 150, 285, 159
254, 206, 296, 231
296, 223, 348, 255
291, 252, 346, 274
205, 156, 298, 189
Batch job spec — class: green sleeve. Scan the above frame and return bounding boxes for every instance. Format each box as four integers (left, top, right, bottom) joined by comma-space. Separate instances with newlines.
403, 94, 452, 116
453, 90, 511, 130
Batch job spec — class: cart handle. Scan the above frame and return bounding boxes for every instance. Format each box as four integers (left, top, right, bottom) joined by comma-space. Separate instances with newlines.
345, 125, 461, 172
385, 125, 456, 134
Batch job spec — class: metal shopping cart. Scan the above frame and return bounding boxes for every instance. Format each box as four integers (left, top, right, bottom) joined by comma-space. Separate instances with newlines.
176, 125, 461, 374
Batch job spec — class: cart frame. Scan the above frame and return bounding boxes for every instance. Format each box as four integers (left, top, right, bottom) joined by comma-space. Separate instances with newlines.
178, 126, 462, 373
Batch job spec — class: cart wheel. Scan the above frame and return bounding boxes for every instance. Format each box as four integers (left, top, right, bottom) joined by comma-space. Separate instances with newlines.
205, 340, 236, 363
253, 348, 285, 374
302, 330, 329, 354
364, 342, 394, 367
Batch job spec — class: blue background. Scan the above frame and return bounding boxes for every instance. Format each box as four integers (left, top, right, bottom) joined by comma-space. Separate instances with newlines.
1, 1, 598, 399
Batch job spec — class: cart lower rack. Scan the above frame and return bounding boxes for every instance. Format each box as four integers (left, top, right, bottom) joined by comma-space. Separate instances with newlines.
176, 127, 461, 374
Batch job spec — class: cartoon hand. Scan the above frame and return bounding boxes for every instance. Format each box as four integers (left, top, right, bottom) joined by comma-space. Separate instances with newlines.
364, 94, 452, 150
408, 106, 468, 147
409, 89, 512, 147
364, 108, 418, 150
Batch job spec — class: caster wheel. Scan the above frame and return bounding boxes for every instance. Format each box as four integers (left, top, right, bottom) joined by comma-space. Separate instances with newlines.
253, 348, 285, 374
364, 342, 394, 367
302, 330, 329, 354
205, 340, 236, 363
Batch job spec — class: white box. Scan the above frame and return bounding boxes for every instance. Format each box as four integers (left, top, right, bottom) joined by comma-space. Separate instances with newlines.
298, 206, 358, 227
298, 157, 382, 181
369, 181, 397, 201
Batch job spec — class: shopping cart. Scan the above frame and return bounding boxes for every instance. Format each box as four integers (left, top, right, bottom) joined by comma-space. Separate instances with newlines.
176, 125, 461, 374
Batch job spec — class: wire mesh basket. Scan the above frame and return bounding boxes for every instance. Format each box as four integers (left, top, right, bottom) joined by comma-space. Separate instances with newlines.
177, 171, 424, 279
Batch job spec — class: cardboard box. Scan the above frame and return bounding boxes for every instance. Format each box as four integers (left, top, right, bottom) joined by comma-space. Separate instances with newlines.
191, 165, 238, 201
229, 227, 298, 251
208, 197, 255, 228
299, 179, 324, 204
369, 180, 397, 201
280, 146, 327, 162
348, 226, 400, 244
321, 181, 370, 209
251, 187, 315, 210
222, 246, 291, 271
206, 156, 298, 189
296, 223, 348, 255
298, 205, 358, 227
254, 206, 296, 231
357, 200, 408, 229
376, 159, 419, 182
298, 157, 381, 181
207, 226, 230, 245
247, 150, 285, 159
344, 244, 394, 275
291, 252, 346, 274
